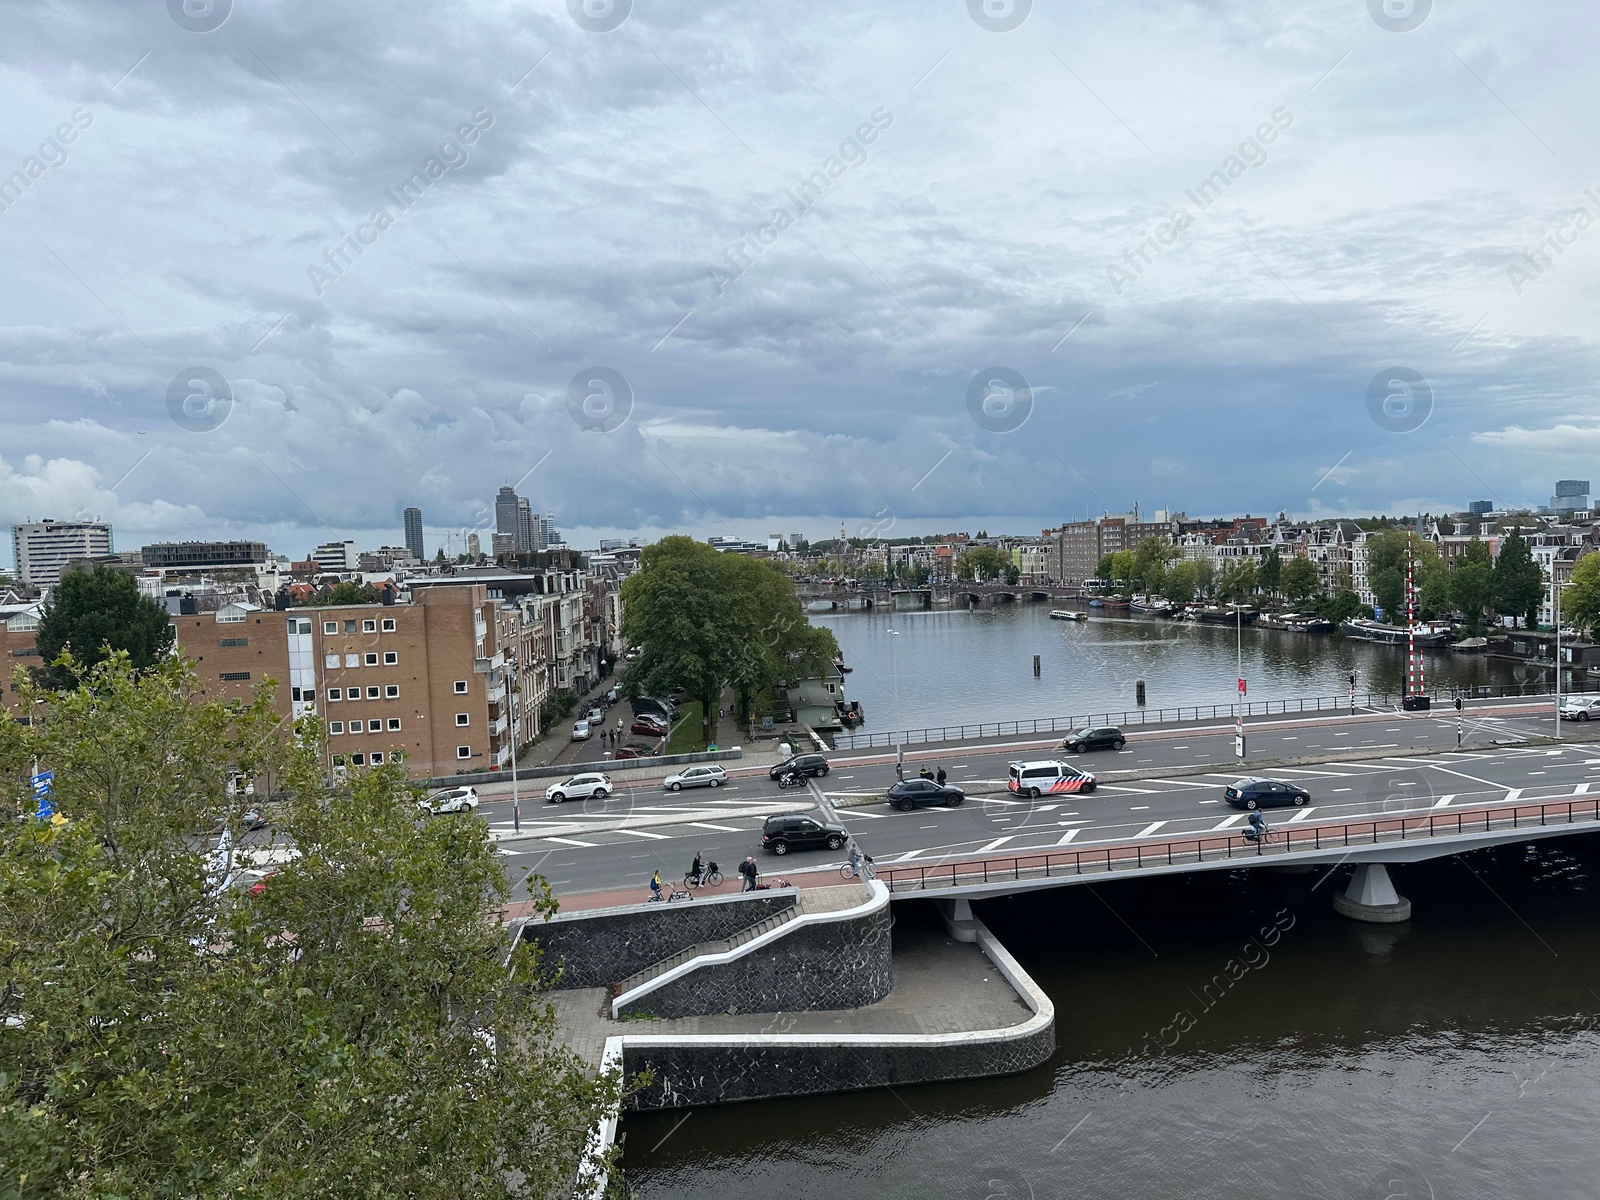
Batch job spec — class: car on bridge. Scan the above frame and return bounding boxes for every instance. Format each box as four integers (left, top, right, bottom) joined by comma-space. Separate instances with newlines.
663, 764, 727, 791
886, 778, 966, 810
630, 716, 669, 737
1560, 696, 1600, 721
761, 812, 847, 854
769, 753, 830, 781
418, 786, 479, 815
545, 773, 612, 804
1007, 760, 1097, 797
1223, 777, 1310, 810
1062, 725, 1126, 753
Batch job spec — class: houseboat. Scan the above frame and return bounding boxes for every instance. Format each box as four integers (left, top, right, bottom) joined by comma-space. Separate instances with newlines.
1129, 596, 1178, 617
1339, 618, 1452, 647
1259, 612, 1335, 634
1185, 605, 1258, 625
1049, 609, 1088, 622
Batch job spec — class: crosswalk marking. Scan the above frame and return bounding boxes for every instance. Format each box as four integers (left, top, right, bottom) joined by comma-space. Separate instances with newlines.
1211, 815, 1246, 831
978, 837, 1015, 852
1432, 795, 1456, 808
1134, 821, 1166, 838
613, 828, 672, 840
686, 822, 743, 832
1287, 807, 1318, 823
538, 835, 598, 847
1055, 829, 1081, 846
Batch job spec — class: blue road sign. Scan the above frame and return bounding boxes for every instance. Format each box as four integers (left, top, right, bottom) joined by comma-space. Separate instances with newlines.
31, 770, 54, 821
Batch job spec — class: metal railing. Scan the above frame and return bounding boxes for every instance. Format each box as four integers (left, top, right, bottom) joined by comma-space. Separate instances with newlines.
878, 795, 1600, 893
830, 682, 1588, 750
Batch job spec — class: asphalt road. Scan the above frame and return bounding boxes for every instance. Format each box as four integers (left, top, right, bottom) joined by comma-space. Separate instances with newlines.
487, 699, 1600, 901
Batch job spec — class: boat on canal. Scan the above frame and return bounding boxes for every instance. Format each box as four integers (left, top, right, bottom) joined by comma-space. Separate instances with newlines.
1049, 609, 1088, 621
1129, 595, 1178, 617
1258, 611, 1335, 634
1339, 617, 1453, 647
1184, 604, 1258, 625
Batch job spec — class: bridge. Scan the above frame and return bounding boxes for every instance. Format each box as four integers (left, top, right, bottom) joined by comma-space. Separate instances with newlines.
798, 583, 1083, 610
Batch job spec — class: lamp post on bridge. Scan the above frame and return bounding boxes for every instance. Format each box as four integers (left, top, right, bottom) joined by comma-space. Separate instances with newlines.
887, 626, 903, 777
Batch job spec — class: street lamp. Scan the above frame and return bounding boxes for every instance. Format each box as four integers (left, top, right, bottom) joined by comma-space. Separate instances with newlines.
505, 651, 521, 833
887, 627, 903, 777
1552, 573, 1570, 742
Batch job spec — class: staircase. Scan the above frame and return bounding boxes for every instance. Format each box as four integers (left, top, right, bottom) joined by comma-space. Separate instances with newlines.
613, 906, 800, 999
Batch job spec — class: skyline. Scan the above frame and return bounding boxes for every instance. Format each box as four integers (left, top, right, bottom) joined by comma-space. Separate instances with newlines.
4, 2, 1600, 569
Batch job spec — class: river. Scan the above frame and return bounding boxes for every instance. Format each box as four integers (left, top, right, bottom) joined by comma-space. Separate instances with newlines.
812, 606, 1560, 733
621, 840, 1600, 1199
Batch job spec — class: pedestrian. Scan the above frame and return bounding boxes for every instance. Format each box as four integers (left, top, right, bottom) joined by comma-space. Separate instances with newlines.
895, 760, 904, 782
936, 766, 947, 786
739, 855, 758, 892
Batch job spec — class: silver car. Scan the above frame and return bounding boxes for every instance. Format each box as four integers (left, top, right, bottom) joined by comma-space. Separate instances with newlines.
418, 786, 479, 815
663, 764, 727, 792
546, 773, 613, 804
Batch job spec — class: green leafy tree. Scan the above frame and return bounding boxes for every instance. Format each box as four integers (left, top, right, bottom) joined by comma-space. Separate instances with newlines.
1320, 589, 1364, 625
1259, 548, 1282, 597
0, 655, 618, 1198
1163, 559, 1213, 603
1365, 531, 1445, 622
1493, 528, 1544, 627
955, 546, 1010, 582
1280, 556, 1321, 605
1215, 559, 1259, 604
1003, 563, 1021, 586
1130, 537, 1177, 595
1449, 537, 1496, 629
33, 564, 174, 687
1565, 549, 1600, 639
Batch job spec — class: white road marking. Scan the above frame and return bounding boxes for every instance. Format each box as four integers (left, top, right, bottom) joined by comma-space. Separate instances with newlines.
686, 822, 743, 832
1504, 789, 1523, 802
1211, 815, 1246, 830
1038, 804, 1060, 811
1135, 821, 1166, 837
1333, 788, 1352, 793
1197, 799, 1219, 804
1577, 783, 1591, 795
1130, 805, 1151, 811
540, 836, 598, 847
1097, 784, 1159, 794
979, 837, 1016, 852
1432, 795, 1457, 808
1287, 807, 1319, 823
1055, 829, 1081, 845
836, 809, 887, 819
614, 828, 673, 840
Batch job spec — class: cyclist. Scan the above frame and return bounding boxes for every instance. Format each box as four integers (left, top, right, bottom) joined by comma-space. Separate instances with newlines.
649, 868, 663, 900
847, 839, 863, 878
1244, 811, 1268, 842
689, 851, 706, 886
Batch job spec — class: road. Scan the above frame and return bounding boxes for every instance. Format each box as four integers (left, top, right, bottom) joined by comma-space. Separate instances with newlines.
486, 698, 1600, 901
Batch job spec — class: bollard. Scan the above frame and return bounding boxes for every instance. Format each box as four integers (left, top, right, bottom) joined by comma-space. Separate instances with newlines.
1136, 679, 1146, 706
1033, 654, 1041, 677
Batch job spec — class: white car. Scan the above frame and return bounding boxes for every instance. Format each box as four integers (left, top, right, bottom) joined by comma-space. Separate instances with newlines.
418, 786, 479, 815
1560, 696, 1600, 720
572, 719, 592, 741
587, 707, 604, 724
546, 773, 613, 804
663, 764, 727, 792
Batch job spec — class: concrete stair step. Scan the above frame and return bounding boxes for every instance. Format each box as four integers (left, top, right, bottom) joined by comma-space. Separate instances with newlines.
613, 907, 799, 996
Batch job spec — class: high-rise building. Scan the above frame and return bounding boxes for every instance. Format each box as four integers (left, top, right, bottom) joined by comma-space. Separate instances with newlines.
517, 499, 536, 552
12, 519, 113, 587
311, 540, 360, 573
1467, 500, 1494, 516
466, 531, 482, 558
1550, 480, 1590, 514
538, 512, 560, 550
403, 507, 425, 561
141, 540, 268, 570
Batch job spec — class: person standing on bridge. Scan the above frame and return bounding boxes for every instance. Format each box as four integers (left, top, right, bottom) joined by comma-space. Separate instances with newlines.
936, 766, 947, 786
739, 856, 759, 892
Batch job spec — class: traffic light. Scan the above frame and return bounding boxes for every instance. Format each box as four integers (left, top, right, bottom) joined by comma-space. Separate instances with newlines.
1349, 673, 1357, 689
1455, 694, 1463, 711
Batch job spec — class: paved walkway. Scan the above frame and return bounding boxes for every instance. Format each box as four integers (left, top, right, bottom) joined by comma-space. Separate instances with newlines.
496, 865, 860, 921
548, 902, 1033, 1068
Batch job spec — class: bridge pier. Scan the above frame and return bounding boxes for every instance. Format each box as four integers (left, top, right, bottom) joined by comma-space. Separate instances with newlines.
1333, 863, 1412, 924
934, 898, 979, 942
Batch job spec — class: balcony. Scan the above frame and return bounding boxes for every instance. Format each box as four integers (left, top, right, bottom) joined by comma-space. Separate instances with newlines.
488, 713, 508, 737
486, 680, 506, 703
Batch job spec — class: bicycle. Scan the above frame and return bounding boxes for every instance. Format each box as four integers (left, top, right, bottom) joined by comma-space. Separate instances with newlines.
840, 855, 877, 880
647, 882, 694, 902
1241, 827, 1279, 851
685, 862, 724, 889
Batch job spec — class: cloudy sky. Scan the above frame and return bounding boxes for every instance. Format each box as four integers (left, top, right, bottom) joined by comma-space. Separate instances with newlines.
2, 0, 1598, 564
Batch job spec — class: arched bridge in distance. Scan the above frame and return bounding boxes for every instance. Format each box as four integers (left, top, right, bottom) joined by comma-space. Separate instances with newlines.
798, 584, 1083, 610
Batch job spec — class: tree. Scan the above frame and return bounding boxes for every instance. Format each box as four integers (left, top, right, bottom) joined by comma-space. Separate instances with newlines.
1280, 557, 1321, 605
1565, 549, 1600, 639
1365, 531, 1444, 622
0, 655, 618, 1197
1164, 559, 1213, 604
1215, 559, 1259, 604
955, 547, 1009, 582
1259, 547, 1283, 597
33, 564, 174, 687
1130, 537, 1177, 596
1449, 537, 1496, 629
1493, 528, 1544, 627
1320, 588, 1364, 625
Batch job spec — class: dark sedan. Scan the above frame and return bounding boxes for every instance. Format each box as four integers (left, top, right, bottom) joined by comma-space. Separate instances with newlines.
1223, 777, 1310, 810
769, 753, 830, 781
1062, 725, 1126, 753
886, 778, 966, 811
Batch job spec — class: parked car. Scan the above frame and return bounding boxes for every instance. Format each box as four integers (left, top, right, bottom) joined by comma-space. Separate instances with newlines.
887, 779, 966, 811
418, 786, 479, 815
572, 719, 592, 741
631, 717, 669, 737
587, 707, 604, 724
605, 686, 620, 702
761, 812, 848, 854
664, 764, 727, 792
768, 753, 830, 781
249, 870, 279, 896
1062, 725, 1126, 753
1223, 777, 1310, 810
1007, 760, 1097, 797
613, 744, 651, 760
546, 772, 612, 804
1560, 696, 1600, 720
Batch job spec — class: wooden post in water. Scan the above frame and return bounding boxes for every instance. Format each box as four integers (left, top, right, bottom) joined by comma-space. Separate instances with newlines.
1032, 654, 1041, 677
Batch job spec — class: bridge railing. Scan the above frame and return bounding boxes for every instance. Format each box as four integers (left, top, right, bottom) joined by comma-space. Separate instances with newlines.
830, 682, 1590, 750
877, 795, 1600, 893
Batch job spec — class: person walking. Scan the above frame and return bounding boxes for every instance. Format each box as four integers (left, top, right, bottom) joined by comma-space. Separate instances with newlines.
936, 766, 947, 786
895, 760, 904, 782
739, 855, 758, 892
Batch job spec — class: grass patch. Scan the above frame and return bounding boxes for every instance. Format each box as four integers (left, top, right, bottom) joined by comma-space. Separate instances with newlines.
666, 701, 708, 755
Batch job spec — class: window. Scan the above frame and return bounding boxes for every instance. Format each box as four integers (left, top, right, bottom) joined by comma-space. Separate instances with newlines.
456, 713, 470, 726
387, 717, 402, 731
325, 654, 340, 668
454, 680, 468, 694
323, 621, 338, 635
366, 686, 380, 700
350, 753, 365, 766
291, 686, 302, 702
344, 620, 357, 634
381, 618, 396, 632
344, 653, 358, 668
331, 754, 345, 767
329, 721, 343, 734
218, 637, 248, 647
364, 653, 378, 666
383, 651, 397, 666
305, 688, 315, 702
457, 746, 472, 759
370, 751, 385, 765
219, 671, 251, 681
385, 685, 399, 699
362, 619, 377, 633
328, 688, 341, 701
296, 619, 312, 634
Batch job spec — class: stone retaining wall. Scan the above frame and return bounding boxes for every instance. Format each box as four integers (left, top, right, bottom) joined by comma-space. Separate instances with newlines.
614, 901, 893, 1019
522, 891, 797, 989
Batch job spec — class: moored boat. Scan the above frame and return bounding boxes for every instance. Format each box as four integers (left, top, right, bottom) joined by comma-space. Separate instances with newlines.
1185, 604, 1258, 625
1259, 611, 1335, 634
1129, 595, 1177, 617
1049, 609, 1088, 621
1339, 618, 1452, 647
1100, 595, 1132, 610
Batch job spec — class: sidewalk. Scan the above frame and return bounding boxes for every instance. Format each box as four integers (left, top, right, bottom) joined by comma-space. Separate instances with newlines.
496, 862, 852, 922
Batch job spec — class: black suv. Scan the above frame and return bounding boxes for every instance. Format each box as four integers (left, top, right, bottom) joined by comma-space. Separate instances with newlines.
1062, 726, 1126, 753
1223, 777, 1310, 810
761, 813, 847, 854
769, 753, 830, 781
886, 779, 965, 811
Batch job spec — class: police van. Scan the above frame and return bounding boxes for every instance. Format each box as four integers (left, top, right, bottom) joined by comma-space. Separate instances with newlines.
1008, 760, 1098, 798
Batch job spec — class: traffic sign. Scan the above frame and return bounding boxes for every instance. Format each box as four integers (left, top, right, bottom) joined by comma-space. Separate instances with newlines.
31, 770, 54, 822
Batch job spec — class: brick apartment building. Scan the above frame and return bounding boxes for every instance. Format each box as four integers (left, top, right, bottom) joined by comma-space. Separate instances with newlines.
1052, 512, 1179, 585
